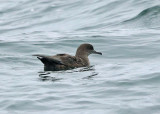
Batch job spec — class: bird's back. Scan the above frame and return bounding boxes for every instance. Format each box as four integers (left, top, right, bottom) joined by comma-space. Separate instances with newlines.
34, 54, 89, 71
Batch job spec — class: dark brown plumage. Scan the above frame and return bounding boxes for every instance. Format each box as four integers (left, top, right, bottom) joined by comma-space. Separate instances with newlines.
33, 43, 102, 71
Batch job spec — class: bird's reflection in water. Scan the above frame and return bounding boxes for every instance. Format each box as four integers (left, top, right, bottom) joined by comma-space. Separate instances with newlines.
82, 72, 98, 79
66, 65, 95, 73
38, 65, 98, 82
38, 72, 62, 82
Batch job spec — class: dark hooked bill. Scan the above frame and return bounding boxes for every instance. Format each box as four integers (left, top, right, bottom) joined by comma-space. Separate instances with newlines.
92, 50, 102, 55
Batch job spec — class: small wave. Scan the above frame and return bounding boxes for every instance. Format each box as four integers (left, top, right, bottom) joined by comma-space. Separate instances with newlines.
123, 5, 160, 28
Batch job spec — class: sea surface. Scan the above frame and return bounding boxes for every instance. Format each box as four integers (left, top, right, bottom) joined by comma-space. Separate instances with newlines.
1, 0, 160, 114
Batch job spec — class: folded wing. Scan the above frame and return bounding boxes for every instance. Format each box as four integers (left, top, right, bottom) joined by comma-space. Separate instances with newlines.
33, 54, 64, 66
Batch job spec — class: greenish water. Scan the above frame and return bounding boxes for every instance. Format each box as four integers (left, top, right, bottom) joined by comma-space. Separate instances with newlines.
1, 0, 160, 114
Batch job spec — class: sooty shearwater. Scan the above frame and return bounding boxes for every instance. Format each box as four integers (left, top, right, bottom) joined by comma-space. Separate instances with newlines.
33, 43, 102, 71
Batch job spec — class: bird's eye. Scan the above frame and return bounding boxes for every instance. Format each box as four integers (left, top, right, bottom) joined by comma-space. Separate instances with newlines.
88, 45, 93, 50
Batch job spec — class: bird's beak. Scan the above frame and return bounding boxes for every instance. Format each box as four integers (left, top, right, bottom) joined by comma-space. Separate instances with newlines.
92, 50, 102, 55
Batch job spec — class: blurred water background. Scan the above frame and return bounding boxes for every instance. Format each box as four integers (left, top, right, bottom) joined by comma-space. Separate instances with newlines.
1, 0, 160, 114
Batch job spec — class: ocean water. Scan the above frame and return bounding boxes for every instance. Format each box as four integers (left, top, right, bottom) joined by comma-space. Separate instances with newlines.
1, 0, 160, 114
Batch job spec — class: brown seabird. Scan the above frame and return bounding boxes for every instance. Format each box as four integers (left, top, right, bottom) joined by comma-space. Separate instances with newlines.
33, 43, 102, 71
